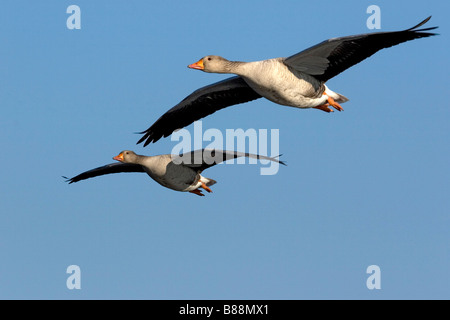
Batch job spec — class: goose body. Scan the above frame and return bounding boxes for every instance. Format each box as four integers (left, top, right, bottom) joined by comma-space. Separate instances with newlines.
192, 57, 346, 109
132, 154, 200, 192
65, 149, 286, 196
137, 17, 437, 146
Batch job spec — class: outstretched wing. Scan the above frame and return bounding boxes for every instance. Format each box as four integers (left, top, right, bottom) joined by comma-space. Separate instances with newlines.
171, 149, 286, 172
64, 163, 145, 184
137, 76, 261, 146
284, 16, 438, 82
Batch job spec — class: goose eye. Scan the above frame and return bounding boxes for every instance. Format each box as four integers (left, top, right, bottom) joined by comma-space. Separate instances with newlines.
207, 57, 212, 61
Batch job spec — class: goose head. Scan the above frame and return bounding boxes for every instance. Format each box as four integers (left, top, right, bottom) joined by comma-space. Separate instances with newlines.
113, 150, 140, 163
188, 55, 231, 73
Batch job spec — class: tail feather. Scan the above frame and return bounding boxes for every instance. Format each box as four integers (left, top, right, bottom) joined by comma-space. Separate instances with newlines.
199, 175, 217, 187
335, 92, 349, 103
205, 178, 217, 187
324, 86, 349, 103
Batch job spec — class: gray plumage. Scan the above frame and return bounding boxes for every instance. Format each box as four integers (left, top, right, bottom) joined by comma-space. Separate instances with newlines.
64, 149, 286, 196
137, 16, 437, 146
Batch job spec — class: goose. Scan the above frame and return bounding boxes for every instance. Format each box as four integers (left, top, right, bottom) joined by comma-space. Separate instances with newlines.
64, 149, 286, 196
137, 16, 437, 146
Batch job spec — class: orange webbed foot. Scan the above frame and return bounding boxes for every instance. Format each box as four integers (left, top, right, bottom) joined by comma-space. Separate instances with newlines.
189, 189, 205, 196
322, 93, 344, 112
313, 103, 334, 113
201, 182, 212, 193
327, 96, 344, 112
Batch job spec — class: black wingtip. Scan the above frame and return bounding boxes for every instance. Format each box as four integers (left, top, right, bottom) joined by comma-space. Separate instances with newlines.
62, 176, 74, 184
136, 129, 158, 147
136, 134, 146, 145
408, 16, 431, 30
135, 126, 153, 145
408, 16, 439, 33
273, 154, 287, 166
143, 139, 151, 147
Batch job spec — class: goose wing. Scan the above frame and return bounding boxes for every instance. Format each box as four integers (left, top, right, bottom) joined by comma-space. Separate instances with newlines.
137, 76, 261, 146
64, 163, 145, 184
284, 16, 438, 82
172, 149, 286, 172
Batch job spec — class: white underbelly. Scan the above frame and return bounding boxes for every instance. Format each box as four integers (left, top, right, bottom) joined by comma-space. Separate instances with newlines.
242, 75, 326, 109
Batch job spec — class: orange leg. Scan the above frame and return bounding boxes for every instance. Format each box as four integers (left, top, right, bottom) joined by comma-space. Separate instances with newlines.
323, 93, 344, 111
313, 103, 334, 113
201, 183, 212, 193
189, 189, 204, 196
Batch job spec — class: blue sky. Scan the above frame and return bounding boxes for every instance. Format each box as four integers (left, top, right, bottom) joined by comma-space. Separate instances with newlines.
1, 0, 448, 299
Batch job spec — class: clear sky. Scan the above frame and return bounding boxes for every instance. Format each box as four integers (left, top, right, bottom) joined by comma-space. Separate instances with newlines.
1, 0, 448, 299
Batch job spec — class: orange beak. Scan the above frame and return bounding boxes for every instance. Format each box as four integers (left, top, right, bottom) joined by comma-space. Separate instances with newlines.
113, 152, 124, 162
188, 58, 204, 70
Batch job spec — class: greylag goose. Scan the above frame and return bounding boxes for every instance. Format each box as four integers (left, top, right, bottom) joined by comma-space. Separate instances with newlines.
64, 149, 286, 196
137, 16, 437, 146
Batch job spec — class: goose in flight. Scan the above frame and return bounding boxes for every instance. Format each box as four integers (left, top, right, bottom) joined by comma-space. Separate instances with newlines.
137, 16, 437, 146
64, 149, 286, 196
